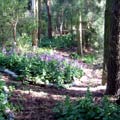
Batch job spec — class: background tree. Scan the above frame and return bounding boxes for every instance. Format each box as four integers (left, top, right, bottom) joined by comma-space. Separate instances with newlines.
44, 0, 52, 39
38, 0, 41, 41
0, 0, 105, 55
30, 0, 39, 49
0, 0, 27, 53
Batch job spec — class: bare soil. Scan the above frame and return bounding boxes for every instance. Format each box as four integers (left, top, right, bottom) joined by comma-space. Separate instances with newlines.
1, 73, 105, 120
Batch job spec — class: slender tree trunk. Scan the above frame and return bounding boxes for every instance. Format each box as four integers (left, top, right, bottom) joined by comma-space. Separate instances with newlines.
60, 22, 63, 36
32, 0, 38, 49
1, 26, 6, 54
13, 24, 17, 44
45, 0, 52, 39
70, 9, 74, 41
2, 41, 6, 54
106, 0, 120, 95
60, 9, 64, 36
56, 14, 59, 34
102, 0, 112, 85
12, 21, 18, 54
38, 0, 41, 41
32, 31, 38, 50
32, 29, 38, 49
77, 14, 83, 56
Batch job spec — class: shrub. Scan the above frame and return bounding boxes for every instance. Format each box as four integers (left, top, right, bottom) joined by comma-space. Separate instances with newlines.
40, 35, 77, 49
0, 78, 9, 120
0, 53, 83, 86
70, 53, 81, 59
70, 53, 96, 64
81, 54, 96, 64
53, 90, 120, 120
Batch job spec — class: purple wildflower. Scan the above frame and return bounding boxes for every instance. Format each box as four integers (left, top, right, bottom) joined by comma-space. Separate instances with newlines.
36, 52, 85, 69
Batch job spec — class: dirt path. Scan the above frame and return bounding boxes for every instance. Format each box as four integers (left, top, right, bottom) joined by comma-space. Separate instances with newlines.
9, 84, 105, 120
1, 72, 105, 120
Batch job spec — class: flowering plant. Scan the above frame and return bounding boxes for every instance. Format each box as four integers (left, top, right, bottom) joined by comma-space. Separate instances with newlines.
0, 53, 84, 86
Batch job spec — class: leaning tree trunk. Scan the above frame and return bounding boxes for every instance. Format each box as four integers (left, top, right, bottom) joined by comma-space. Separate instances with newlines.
106, 0, 120, 95
102, 0, 112, 85
45, 0, 52, 39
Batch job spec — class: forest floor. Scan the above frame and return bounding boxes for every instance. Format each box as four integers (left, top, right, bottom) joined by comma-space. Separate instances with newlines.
1, 50, 106, 120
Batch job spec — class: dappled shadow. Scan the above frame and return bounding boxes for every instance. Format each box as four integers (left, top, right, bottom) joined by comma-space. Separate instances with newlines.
14, 83, 105, 98
9, 91, 56, 120
9, 84, 105, 120
1, 73, 105, 120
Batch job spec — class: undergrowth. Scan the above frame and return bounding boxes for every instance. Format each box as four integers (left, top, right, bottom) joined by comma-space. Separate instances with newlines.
0, 54, 83, 86
53, 90, 120, 120
0, 77, 10, 120
70, 53, 96, 64
40, 35, 76, 49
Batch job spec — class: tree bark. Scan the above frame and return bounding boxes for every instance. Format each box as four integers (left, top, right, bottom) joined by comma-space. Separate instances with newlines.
32, 29, 38, 50
77, 14, 83, 56
60, 9, 64, 36
45, 0, 52, 39
38, 0, 41, 41
106, 0, 120, 95
2, 41, 6, 54
12, 21, 18, 54
31, 0, 38, 49
13, 23, 17, 44
70, 8, 74, 41
102, 0, 112, 85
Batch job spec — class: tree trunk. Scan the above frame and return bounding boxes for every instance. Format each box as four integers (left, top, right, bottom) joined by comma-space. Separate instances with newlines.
60, 9, 64, 36
56, 14, 60, 34
77, 14, 83, 56
32, 0, 38, 49
102, 0, 112, 85
13, 24, 17, 44
70, 9, 74, 41
106, 0, 120, 95
45, 0, 52, 39
2, 41, 6, 54
32, 29, 38, 50
38, 0, 41, 41
12, 21, 17, 54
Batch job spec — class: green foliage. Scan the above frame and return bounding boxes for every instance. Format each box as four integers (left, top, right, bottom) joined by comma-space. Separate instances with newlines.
52, 0, 105, 49
17, 33, 32, 50
53, 90, 120, 120
70, 53, 81, 59
70, 53, 96, 64
0, 78, 9, 120
17, 17, 38, 36
82, 54, 96, 64
0, 54, 83, 86
40, 35, 76, 49
0, 0, 28, 49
